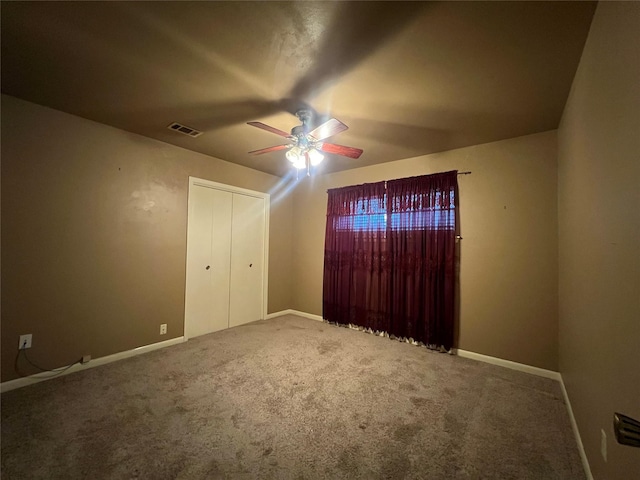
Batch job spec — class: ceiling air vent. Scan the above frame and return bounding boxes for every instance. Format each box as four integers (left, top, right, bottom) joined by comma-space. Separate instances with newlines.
167, 122, 203, 138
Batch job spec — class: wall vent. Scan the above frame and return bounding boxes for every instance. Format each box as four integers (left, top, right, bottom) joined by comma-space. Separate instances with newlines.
167, 122, 203, 138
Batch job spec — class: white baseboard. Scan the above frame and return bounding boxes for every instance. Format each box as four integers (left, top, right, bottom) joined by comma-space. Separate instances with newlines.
559, 375, 593, 480
452, 349, 561, 381
1, 336, 185, 393
266, 309, 324, 322
265, 309, 293, 319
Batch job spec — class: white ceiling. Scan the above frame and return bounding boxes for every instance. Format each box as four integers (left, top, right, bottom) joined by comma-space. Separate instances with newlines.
1, 1, 596, 176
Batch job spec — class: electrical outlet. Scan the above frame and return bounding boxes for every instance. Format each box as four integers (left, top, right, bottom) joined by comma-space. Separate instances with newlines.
19, 334, 32, 349
601, 429, 607, 462
160, 324, 167, 335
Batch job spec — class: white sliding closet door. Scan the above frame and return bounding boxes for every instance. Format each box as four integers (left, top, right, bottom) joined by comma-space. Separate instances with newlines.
229, 194, 265, 328
184, 178, 268, 339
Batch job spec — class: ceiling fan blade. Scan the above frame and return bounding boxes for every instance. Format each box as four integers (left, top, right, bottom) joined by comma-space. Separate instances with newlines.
319, 143, 363, 159
288, 3, 426, 100
247, 121, 292, 138
145, 98, 283, 132
308, 118, 348, 141
248, 144, 290, 155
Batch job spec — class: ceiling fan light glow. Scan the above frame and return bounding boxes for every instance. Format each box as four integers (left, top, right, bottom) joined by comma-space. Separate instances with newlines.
308, 148, 324, 166
292, 156, 306, 169
286, 146, 301, 163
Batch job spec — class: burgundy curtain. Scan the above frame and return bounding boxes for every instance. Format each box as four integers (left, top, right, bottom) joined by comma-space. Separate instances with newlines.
322, 181, 390, 332
323, 171, 458, 349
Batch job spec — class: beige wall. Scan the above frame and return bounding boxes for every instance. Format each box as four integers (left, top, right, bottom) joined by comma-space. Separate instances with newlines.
558, 2, 640, 479
1, 94, 293, 382
292, 130, 559, 371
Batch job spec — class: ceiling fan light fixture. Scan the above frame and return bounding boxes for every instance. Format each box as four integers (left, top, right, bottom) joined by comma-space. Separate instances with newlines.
292, 155, 306, 170
286, 146, 301, 163
308, 148, 324, 166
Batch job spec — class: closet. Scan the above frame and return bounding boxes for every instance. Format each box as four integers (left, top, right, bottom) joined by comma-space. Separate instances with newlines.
184, 178, 269, 339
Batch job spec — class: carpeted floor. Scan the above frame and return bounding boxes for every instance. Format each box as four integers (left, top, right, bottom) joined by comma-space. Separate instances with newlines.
1, 315, 585, 479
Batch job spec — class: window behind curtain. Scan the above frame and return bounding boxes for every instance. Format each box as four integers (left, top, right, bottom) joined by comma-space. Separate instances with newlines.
333, 185, 455, 232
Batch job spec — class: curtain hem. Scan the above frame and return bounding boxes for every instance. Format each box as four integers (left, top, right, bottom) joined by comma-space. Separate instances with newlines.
323, 319, 452, 353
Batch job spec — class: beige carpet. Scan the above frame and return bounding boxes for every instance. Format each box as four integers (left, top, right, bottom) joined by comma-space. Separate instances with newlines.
1, 315, 584, 479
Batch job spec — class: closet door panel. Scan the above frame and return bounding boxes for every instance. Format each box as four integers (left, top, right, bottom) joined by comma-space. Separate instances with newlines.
185, 186, 232, 338
229, 194, 265, 328
208, 189, 233, 333
185, 185, 215, 338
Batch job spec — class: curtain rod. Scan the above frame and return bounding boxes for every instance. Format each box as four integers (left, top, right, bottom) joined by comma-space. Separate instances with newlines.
327, 171, 471, 193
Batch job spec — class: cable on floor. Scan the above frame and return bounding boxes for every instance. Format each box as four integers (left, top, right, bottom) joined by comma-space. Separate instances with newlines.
14, 345, 82, 379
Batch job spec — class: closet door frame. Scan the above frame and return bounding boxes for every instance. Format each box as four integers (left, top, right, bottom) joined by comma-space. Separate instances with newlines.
184, 176, 270, 340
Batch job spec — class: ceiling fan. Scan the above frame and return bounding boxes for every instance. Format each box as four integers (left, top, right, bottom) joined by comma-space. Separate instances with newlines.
247, 109, 363, 175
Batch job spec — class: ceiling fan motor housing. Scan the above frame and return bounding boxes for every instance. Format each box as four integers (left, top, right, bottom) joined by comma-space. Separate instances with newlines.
295, 109, 313, 126
291, 125, 311, 149
291, 125, 305, 137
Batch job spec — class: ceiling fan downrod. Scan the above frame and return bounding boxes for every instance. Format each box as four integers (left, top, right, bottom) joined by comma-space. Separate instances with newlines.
295, 109, 313, 132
